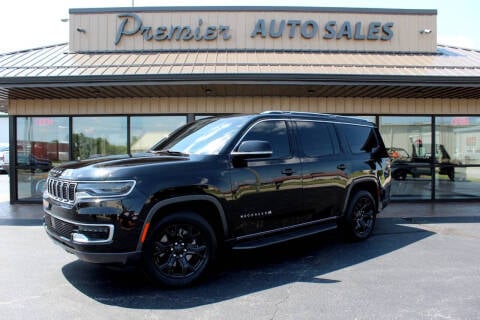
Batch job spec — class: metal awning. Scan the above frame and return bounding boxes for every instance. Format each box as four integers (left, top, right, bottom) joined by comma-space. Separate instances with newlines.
0, 44, 479, 100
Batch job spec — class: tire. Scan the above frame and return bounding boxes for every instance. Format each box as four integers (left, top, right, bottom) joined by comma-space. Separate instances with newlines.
343, 191, 376, 241
142, 211, 217, 288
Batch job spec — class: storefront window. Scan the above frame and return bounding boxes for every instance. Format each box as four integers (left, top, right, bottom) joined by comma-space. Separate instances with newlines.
16, 117, 69, 200
73, 116, 127, 160
380, 116, 432, 200
130, 116, 186, 153
435, 117, 480, 199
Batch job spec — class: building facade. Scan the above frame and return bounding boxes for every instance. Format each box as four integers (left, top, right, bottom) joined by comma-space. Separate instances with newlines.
0, 6, 480, 203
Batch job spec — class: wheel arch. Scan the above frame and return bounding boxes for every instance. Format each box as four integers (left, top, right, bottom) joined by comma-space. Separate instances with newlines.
342, 177, 380, 216
136, 195, 228, 251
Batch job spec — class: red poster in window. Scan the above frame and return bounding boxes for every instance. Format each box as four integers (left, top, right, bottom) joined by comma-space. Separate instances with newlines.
35, 118, 54, 126
451, 117, 470, 126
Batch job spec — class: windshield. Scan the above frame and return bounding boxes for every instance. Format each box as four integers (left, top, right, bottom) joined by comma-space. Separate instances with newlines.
151, 116, 251, 155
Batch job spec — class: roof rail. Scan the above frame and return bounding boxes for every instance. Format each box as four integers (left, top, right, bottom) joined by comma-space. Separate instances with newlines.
261, 110, 332, 117
261, 110, 287, 114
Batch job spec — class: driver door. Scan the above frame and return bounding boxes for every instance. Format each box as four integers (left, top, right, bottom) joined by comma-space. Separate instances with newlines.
228, 119, 303, 237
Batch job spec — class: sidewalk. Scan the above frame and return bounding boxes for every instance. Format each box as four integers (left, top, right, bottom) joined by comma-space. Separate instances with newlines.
0, 201, 44, 225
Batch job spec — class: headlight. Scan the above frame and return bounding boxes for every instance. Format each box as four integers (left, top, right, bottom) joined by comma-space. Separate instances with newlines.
75, 180, 136, 199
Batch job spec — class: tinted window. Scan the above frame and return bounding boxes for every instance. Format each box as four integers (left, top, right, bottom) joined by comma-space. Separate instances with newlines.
338, 124, 378, 154
242, 120, 291, 158
296, 121, 338, 157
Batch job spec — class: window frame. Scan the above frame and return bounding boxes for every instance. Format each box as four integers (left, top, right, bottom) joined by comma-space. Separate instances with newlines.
232, 118, 295, 160
294, 120, 340, 158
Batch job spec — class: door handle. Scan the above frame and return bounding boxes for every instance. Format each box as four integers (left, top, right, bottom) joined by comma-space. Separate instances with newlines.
337, 164, 347, 171
281, 168, 295, 176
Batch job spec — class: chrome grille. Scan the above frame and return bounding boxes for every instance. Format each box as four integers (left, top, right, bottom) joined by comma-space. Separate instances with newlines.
44, 213, 75, 240
47, 178, 76, 204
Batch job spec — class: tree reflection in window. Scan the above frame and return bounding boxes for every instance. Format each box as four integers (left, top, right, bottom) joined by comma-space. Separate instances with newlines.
73, 117, 127, 160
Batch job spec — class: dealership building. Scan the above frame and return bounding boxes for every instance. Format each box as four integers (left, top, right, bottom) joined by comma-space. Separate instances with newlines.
0, 6, 479, 203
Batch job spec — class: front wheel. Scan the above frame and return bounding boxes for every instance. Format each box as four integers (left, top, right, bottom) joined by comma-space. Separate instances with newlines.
142, 211, 217, 288
343, 191, 376, 241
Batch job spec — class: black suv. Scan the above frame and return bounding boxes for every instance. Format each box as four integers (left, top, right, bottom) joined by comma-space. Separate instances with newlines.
43, 112, 391, 287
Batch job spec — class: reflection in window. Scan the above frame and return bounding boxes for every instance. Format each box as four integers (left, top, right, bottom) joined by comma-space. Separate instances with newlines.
157, 116, 250, 155
380, 116, 432, 200
296, 121, 337, 157
130, 116, 186, 153
435, 117, 480, 199
337, 124, 378, 154
16, 117, 69, 200
437, 117, 480, 165
73, 117, 127, 160
242, 120, 290, 158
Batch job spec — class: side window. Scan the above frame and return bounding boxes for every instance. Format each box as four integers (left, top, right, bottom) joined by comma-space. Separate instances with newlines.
337, 124, 378, 154
296, 121, 338, 157
242, 120, 291, 158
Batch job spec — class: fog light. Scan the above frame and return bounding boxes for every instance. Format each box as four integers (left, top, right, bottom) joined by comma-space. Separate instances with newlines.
71, 225, 113, 243
72, 233, 89, 243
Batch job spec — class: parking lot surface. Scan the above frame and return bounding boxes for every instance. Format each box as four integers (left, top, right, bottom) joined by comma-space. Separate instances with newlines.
0, 174, 479, 320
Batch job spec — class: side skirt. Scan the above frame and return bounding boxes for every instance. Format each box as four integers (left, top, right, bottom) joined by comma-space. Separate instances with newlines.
231, 218, 339, 250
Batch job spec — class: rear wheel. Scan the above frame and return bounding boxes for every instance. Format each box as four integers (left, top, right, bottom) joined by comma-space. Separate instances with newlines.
142, 211, 217, 287
343, 191, 376, 241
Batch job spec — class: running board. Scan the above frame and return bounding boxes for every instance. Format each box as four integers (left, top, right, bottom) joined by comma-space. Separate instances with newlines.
232, 221, 338, 250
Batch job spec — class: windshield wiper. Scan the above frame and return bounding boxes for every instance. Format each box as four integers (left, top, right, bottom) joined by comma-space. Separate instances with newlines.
150, 149, 189, 157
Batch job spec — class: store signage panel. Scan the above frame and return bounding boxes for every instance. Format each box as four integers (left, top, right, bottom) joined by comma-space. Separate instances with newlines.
70, 9, 436, 53
114, 13, 394, 44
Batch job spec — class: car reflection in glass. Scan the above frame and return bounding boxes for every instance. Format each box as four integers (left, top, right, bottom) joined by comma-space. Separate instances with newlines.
388, 144, 459, 181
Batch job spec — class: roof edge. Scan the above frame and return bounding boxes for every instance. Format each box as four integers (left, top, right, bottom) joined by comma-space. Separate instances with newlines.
1, 73, 478, 88
69, 6, 437, 15
0, 43, 68, 57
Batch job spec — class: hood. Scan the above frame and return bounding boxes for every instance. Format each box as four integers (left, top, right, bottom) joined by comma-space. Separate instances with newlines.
49, 153, 190, 180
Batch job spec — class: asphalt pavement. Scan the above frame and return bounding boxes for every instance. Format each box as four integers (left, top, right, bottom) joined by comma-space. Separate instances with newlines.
0, 173, 479, 319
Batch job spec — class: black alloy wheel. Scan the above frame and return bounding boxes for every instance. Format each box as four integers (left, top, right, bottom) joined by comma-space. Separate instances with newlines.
143, 211, 217, 287
345, 191, 376, 241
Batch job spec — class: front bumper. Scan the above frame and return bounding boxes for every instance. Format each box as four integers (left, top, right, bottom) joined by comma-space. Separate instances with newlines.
43, 190, 146, 264
45, 223, 142, 264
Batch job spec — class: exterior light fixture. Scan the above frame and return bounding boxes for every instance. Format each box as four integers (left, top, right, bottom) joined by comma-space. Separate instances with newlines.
419, 29, 432, 34
76, 27, 87, 33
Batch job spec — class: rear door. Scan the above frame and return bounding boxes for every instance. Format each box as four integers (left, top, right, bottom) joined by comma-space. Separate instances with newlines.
295, 120, 349, 220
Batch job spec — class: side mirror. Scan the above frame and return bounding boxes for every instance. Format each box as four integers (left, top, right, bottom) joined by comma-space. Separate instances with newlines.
231, 140, 273, 159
